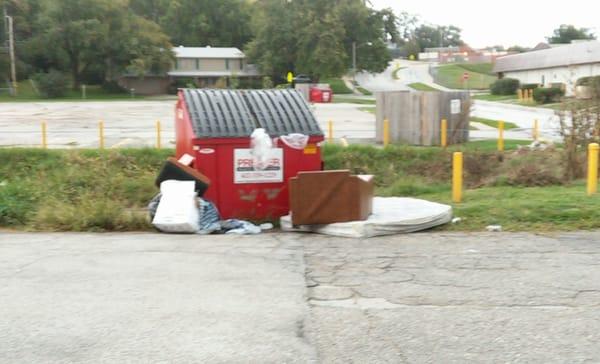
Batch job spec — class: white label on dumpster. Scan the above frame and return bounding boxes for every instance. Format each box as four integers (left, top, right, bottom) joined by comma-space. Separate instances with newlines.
234, 148, 283, 184
451, 99, 461, 114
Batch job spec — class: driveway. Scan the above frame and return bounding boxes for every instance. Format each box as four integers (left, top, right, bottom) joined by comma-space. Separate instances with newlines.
2, 231, 600, 362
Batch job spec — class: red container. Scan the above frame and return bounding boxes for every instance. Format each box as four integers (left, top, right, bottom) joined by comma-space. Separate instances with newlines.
309, 86, 333, 103
175, 89, 324, 220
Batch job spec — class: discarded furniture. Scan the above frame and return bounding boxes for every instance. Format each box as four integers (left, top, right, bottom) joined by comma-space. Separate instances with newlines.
289, 170, 373, 225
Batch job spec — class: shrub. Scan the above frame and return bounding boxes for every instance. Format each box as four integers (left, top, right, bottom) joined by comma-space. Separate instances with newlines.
533, 87, 564, 104
490, 78, 520, 95
576, 76, 600, 86
520, 83, 539, 91
101, 80, 126, 93
33, 70, 69, 98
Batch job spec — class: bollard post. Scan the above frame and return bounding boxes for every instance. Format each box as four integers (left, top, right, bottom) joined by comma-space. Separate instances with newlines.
441, 119, 447, 148
41, 121, 47, 149
587, 143, 599, 196
99, 120, 104, 149
533, 119, 539, 141
498, 121, 504, 152
383, 118, 390, 147
517, 89, 523, 101
156, 120, 162, 149
528, 89, 534, 102
452, 152, 463, 203
328, 120, 333, 143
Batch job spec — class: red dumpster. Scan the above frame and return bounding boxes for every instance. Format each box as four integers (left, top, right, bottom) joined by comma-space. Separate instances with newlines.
309, 85, 333, 103
175, 89, 324, 220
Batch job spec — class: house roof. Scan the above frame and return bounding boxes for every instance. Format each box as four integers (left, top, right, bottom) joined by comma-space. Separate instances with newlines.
173, 46, 245, 59
494, 41, 600, 73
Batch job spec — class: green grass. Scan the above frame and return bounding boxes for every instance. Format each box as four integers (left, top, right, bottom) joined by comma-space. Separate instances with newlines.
408, 82, 438, 91
434, 64, 497, 90
332, 96, 376, 104
357, 86, 372, 95
358, 106, 376, 114
321, 78, 353, 94
459, 63, 495, 76
0, 80, 146, 102
470, 117, 519, 130
1, 144, 591, 232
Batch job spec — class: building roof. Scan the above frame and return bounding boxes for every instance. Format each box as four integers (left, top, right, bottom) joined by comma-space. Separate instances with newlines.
173, 46, 245, 59
494, 41, 600, 73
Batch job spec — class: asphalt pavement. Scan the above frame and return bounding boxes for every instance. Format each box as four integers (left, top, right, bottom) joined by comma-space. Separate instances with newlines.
2, 231, 600, 363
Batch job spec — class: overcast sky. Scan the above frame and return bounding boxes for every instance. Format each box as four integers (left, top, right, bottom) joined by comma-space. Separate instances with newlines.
370, 0, 599, 48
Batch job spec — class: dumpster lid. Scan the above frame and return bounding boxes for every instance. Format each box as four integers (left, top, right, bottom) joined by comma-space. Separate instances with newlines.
181, 89, 323, 138
182, 89, 257, 138
243, 89, 323, 137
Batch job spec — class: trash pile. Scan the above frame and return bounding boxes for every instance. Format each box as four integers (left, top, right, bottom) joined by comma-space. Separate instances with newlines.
148, 88, 452, 237
148, 151, 271, 235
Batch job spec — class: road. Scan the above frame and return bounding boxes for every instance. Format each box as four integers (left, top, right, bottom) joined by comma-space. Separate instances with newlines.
0, 100, 375, 147
2, 231, 600, 362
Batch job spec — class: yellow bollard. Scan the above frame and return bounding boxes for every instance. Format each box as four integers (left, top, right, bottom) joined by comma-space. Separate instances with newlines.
452, 152, 463, 203
383, 118, 390, 147
98, 120, 105, 149
587, 143, 599, 196
156, 120, 162, 149
517, 89, 523, 101
528, 89, 534, 102
498, 121, 504, 152
533, 119, 539, 141
41, 121, 47, 149
328, 120, 333, 143
441, 119, 448, 148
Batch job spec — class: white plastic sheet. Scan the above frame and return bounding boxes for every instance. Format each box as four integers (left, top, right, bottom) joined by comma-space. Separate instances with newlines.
152, 180, 200, 233
250, 128, 273, 170
280, 197, 452, 238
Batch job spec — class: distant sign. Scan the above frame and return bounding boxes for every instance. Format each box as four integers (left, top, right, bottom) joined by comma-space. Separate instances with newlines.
451, 99, 461, 114
462, 72, 470, 80
287, 72, 294, 83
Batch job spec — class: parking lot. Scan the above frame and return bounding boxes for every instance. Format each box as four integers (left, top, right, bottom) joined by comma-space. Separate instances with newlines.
0, 100, 375, 148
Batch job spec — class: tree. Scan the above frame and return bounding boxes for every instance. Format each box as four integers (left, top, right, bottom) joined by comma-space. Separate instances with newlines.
247, 0, 395, 81
507, 45, 530, 53
159, 0, 253, 48
29, 0, 173, 88
547, 24, 595, 44
412, 24, 463, 51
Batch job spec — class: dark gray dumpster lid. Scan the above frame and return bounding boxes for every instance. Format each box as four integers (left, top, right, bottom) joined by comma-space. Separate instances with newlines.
182, 89, 256, 138
182, 88, 323, 138
243, 89, 323, 137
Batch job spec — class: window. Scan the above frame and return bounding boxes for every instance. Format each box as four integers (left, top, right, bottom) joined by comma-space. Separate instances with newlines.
225, 59, 230, 70
175, 59, 179, 70
195, 59, 200, 70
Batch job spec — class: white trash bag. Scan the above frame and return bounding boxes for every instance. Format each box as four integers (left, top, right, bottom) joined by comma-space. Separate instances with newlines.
152, 180, 200, 233
250, 128, 273, 170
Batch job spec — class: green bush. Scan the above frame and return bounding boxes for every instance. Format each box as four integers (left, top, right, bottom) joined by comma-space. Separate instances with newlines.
490, 78, 520, 95
33, 70, 69, 98
533, 87, 564, 104
101, 80, 127, 93
520, 83, 539, 91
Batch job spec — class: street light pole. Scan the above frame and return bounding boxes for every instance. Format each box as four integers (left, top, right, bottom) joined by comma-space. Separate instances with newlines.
5, 14, 17, 96
352, 41, 356, 84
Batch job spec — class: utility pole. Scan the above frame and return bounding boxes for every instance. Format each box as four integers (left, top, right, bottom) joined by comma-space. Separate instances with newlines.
352, 41, 356, 84
5, 12, 17, 95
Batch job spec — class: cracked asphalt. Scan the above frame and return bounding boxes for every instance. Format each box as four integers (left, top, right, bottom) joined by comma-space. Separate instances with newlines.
1, 231, 600, 363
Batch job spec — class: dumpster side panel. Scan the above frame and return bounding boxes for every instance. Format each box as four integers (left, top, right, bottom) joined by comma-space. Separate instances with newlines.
191, 136, 323, 221
175, 92, 196, 159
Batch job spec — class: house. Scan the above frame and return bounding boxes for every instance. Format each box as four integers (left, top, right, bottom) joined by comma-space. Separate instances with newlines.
168, 46, 260, 87
493, 41, 600, 96
419, 45, 508, 64
119, 46, 261, 95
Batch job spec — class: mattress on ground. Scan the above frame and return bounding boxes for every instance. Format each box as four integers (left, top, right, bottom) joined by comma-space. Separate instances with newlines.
280, 197, 452, 238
